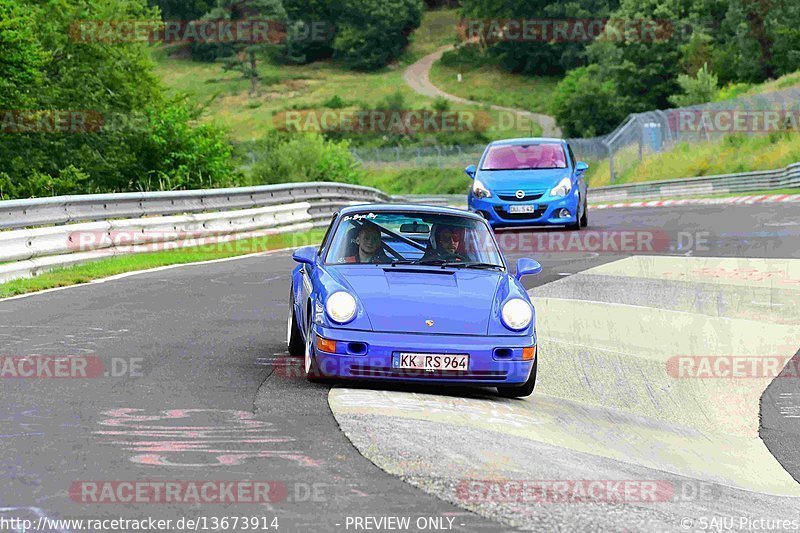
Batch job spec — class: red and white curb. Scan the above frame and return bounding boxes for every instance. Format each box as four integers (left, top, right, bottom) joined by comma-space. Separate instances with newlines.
592, 194, 800, 210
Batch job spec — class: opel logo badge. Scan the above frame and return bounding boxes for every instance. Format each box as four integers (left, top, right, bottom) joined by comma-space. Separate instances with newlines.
426, 320, 434, 327
515, 190, 525, 199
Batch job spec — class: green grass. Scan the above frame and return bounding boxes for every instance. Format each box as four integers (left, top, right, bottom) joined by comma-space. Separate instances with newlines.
714, 71, 800, 102
0, 229, 325, 299
149, 9, 538, 143
586, 133, 800, 188
403, 9, 459, 63
361, 167, 469, 195
429, 63, 560, 116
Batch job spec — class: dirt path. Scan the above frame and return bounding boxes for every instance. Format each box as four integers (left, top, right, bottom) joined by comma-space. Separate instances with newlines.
404, 45, 563, 138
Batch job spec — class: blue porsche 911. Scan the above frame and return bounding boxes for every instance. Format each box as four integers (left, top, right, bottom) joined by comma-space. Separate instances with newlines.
466, 138, 589, 230
287, 204, 542, 397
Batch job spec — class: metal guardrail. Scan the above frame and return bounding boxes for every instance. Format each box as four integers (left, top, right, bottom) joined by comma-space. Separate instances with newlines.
0, 183, 390, 283
0, 182, 389, 230
588, 162, 800, 202
0, 165, 796, 284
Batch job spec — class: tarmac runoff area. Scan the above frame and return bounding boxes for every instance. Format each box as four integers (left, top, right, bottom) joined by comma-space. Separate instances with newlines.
329, 256, 800, 531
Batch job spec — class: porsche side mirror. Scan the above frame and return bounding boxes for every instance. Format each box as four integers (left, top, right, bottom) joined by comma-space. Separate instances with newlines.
465, 164, 476, 179
515, 258, 542, 280
292, 246, 317, 265
576, 161, 589, 172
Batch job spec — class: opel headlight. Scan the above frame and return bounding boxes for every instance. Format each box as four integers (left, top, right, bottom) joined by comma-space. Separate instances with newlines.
549, 177, 572, 197
501, 298, 533, 330
473, 179, 492, 199
325, 291, 357, 324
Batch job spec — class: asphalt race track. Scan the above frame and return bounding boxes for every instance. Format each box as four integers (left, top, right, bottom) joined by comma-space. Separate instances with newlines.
1, 203, 798, 532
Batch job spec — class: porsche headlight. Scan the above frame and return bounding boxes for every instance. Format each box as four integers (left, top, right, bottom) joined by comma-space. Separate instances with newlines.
325, 291, 356, 324
472, 179, 492, 199
501, 298, 533, 330
549, 177, 572, 197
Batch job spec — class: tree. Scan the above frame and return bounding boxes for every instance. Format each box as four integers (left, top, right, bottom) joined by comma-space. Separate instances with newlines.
281, 0, 341, 64
333, 0, 423, 71
458, 0, 620, 76
717, 0, 800, 83
148, 0, 216, 20
668, 63, 719, 106
551, 65, 629, 137
0, 0, 48, 109
0, 0, 236, 199
204, 0, 288, 95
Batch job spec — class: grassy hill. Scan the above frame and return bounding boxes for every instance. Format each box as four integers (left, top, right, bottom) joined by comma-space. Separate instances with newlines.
151, 8, 799, 196
587, 133, 800, 188
152, 10, 536, 145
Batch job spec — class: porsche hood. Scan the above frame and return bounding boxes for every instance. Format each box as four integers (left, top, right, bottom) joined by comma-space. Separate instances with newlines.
331, 266, 503, 335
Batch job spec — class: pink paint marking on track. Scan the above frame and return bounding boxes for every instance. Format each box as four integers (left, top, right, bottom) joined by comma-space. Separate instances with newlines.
96, 408, 321, 468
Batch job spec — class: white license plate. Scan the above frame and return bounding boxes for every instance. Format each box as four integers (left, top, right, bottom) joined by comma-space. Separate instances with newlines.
509, 205, 537, 213
394, 353, 469, 371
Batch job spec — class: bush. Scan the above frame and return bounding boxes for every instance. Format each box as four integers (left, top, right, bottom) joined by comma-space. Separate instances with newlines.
333, 0, 423, 71
0, 166, 90, 200
551, 65, 629, 137
669, 64, 719, 107
432, 96, 451, 112
249, 132, 363, 185
377, 90, 407, 110
439, 45, 487, 69
323, 95, 347, 109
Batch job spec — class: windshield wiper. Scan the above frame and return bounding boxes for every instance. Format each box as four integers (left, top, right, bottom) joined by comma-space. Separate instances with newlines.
447, 262, 504, 270
417, 259, 503, 270
388, 259, 415, 266
416, 259, 448, 266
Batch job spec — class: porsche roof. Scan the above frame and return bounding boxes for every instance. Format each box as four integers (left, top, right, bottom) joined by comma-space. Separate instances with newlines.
337, 204, 483, 220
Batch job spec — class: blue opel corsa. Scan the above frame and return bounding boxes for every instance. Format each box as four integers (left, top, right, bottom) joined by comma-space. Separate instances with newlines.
466, 138, 589, 229
288, 204, 542, 397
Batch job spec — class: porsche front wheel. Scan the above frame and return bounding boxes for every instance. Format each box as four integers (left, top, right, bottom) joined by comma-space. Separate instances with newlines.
497, 356, 538, 398
287, 290, 304, 356
304, 319, 326, 382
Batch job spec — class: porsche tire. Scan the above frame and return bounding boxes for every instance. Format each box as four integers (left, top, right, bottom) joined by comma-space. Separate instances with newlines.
287, 291, 304, 357
497, 356, 537, 398
304, 320, 327, 383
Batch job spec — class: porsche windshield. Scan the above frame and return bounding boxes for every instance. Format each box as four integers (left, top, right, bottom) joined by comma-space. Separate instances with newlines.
325, 212, 504, 267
